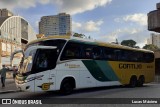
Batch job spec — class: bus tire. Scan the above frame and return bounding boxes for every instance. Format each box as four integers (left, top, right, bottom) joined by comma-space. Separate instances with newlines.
60, 79, 74, 95
137, 76, 145, 87
129, 76, 137, 88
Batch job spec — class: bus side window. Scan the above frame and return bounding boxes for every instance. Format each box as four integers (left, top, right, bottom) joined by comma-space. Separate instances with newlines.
103, 47, 116, 61
135, 52, 143, 62
118, 50, 134, 62
82, 45, 93, 59
92, 47, 102, 60
114, 49, 121, 60
143, 53, 154, 63
61, 42, 81, 60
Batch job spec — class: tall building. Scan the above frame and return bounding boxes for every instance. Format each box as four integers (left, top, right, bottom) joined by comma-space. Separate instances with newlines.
39, 13, 71, 36
0, 8, 14, 17
0, 9, 36, 68
147, 38, 152, 45
147, 33, 160, 48
148, 3, 160, 33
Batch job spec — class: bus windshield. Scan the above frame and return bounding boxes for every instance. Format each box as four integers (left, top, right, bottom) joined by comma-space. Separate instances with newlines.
25, 39, 66, 55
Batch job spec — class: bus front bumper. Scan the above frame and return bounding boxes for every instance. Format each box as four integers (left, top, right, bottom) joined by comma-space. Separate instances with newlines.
15, 80, 32, 92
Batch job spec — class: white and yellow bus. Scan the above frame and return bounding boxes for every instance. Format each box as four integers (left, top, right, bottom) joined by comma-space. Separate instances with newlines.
11, 36, 155, 94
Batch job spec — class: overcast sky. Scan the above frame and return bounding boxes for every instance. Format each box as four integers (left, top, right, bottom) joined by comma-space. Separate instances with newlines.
0, 0, 159, 47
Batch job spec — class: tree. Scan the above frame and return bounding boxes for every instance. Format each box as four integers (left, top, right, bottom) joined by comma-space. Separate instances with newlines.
73, 33, 86, 38
143, 44, 159, 51
66, 31, 72, 36
134, 46, 140, 49
121, 39, 136, 47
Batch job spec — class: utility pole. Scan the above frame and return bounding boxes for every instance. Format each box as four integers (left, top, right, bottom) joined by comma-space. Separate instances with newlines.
0, 39, 2, 69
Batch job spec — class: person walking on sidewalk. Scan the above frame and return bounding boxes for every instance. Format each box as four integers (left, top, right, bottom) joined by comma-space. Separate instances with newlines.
12, 66, 17, 79
0, 65, 8, 88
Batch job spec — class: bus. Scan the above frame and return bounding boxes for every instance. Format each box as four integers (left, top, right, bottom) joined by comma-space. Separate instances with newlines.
11, 36, 155, 94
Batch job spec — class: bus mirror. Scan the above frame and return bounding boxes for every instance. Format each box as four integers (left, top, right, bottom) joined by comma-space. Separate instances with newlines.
28, 56, 32, 63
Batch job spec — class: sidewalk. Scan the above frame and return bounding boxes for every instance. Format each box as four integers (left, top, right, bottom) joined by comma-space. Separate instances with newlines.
0, 79, 18, 94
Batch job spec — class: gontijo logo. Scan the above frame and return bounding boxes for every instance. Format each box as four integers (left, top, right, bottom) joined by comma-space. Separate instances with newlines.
119, 63, 142, 69
65, 63, 80, 68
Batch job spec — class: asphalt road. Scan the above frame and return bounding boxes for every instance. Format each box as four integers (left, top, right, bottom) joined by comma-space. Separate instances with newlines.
0, 83, 160, 107
0, 83, 160, 98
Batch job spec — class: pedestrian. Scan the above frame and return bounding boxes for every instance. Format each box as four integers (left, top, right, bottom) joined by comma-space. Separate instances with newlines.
0, 65, 8, 88
13, 66, 17, 79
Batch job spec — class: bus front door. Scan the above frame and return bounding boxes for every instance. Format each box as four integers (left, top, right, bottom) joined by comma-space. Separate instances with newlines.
32, 48, 57, 92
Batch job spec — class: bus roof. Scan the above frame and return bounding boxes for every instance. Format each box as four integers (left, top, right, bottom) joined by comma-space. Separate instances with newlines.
27, 35, 153, 53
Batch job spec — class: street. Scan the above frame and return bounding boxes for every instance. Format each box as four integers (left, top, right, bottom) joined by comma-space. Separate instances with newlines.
0, 83, 160, 98
0, 81, 160, 107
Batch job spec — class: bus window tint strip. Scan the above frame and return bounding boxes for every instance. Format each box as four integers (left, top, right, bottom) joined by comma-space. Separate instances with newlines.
60, 41, 154, 63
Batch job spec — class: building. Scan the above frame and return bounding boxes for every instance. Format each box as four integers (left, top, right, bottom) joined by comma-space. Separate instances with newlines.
148, 3, 160, 32
147, 33, 160, 48
147, 38, 152, 45
148, 3, 160, 75
0, 9, 36, 68
0, 8, 14, 17
39, 13, 71, 36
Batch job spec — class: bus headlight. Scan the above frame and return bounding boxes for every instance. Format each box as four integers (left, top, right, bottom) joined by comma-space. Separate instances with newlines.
15, 79, 25, 84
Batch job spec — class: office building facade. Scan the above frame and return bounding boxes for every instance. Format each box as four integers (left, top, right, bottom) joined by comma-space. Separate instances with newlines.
0, 8, 14, 17
147, 33, 160, 48
39, 13, 71, 36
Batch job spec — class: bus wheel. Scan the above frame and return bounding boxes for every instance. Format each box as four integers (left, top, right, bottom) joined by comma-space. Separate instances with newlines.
60, 79, 73, 95
137, 76, 145, 87
129, 76, 137, 88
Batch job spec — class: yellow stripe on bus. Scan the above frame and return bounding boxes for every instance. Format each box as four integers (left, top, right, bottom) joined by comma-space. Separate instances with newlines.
108, 61, 155, 85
